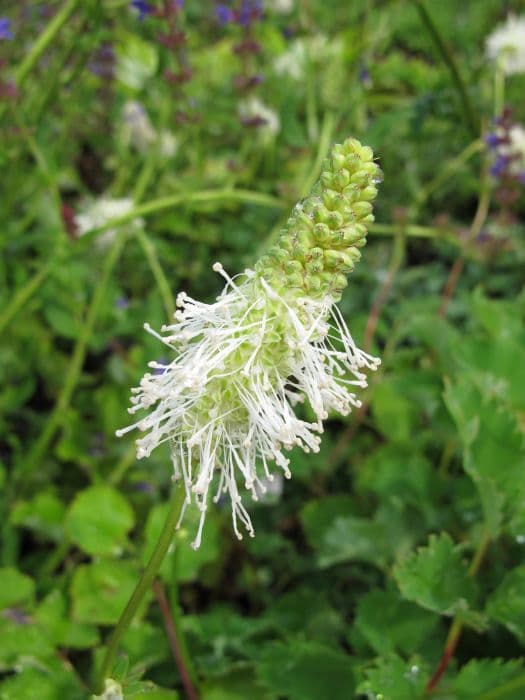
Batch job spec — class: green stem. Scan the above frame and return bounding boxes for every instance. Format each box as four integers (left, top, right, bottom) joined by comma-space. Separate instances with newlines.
134, 229, 176, 320
22, 234, 125, 479
97, 486, 186, 692
493, 67, 505, 118
15, 0, 80, 89
300, 111, 336, 198
411, 139, 484, 217
0, 260, 54, 335
369, 222, 454, 241
79, 189, 284, 246
413, 0, 478, 138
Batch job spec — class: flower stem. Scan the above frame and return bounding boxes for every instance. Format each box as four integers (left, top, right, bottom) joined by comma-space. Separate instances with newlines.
134, 229, 176, 319
413, 0, 478, 138
96, 485, 186, 693
79, 189, 285, 246
0, 260, 54, 335
153, 580, 199, 700
22, 234, 125, 481
15, 0, 80, 89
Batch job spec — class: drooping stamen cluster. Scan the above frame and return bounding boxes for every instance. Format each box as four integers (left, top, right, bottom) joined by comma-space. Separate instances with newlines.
118, 137, 382, 547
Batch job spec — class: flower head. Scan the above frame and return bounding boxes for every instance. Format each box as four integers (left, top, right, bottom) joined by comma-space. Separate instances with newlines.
0, 17, 13, 40
238, 97, 280, 141
486, 109, 525, 185
486, 15, 525, 75
130, 0, 152, 21
76, 197, 142, 246
118, 138, 382, 548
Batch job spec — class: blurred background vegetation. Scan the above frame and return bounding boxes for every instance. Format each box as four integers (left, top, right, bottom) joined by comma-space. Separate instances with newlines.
1, 0, 525, 698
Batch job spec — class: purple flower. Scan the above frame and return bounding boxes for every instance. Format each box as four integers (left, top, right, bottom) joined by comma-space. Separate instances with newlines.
490, 155, 509, 177
216, 3, 234, 24
0, 18, 13, 40
115, 296, 129, 310
131, 0, 151, 20
237, 0, 263, 27
485, 132, 501, 149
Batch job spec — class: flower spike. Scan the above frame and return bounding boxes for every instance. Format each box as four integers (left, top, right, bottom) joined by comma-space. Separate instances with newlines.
118, 137, 382, 548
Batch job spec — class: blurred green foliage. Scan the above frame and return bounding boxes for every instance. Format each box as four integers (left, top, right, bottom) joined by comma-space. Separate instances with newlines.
1, 0, 525, 698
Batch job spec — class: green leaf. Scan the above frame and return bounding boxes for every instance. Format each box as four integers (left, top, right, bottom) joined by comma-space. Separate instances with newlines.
71, 560, 146, 626
394, 533, 480, 622
0, 617, 56, 671
353, 589, 440, 655
301, 496, 387, 568
444, 377, 525, 535
65, 485, 135, 557
115, 32, 158, 90
451, 658, 525, 699
0, 665, 84, 700
257, 641, 356, 700
370, 374, 419, 443
0, 568, 35, 610
10, 492, 66, 542
486, 567, 525, 644
35, 590, 99, 650
266, 588, 343, 643
357, 654, 428, 700
202, 666, 269, 700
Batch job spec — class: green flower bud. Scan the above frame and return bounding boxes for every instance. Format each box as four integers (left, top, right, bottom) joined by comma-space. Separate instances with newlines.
256, 136, 382, 298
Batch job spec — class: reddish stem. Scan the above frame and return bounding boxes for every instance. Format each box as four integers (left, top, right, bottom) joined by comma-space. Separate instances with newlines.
152, 580, 199, 700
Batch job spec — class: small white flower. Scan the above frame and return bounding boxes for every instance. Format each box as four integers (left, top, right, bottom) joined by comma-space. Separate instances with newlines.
507, 125, 525, 169
118, 263, 379, 549
274, 35, 343, 82
76, 197, 142, 247
93, 679, 124, 700
158, 130, 179, 158
266, 0, 294, 14
238, 97, 280, 143
121, 101, 178, 158
122, 100, 156, 152
486, 15, 525, 75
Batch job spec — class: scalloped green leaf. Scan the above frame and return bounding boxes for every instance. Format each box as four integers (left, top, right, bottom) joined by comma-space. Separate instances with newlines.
65, 485, 135, 557
393, 533, 482, 625
486, 567, 525, 644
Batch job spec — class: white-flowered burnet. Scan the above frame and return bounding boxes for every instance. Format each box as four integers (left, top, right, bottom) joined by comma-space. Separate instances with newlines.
117, 138, 382, 548
485, 14, 525, 75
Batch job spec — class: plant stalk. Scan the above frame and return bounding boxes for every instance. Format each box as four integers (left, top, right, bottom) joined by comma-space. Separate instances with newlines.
96, 486, 186, 693
413, 0, 478, 138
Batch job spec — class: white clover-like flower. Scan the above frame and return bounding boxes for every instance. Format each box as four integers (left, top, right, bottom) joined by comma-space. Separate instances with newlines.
76, 197, 142, 247
238, 97, 280, 143
118, 137, 382, 548
122, 101, 178, 158
274, 35, 343, 82
122, 100, 156, 151
266, 0, 294, 14
486, 15, 525, 75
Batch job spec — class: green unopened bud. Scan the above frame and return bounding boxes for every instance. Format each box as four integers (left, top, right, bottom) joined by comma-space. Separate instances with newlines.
257, 136, 382, 297
284, 260, 304, 276
326, 211, 344, 230
352, 202, 373, 219
361, 186, 378, 202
